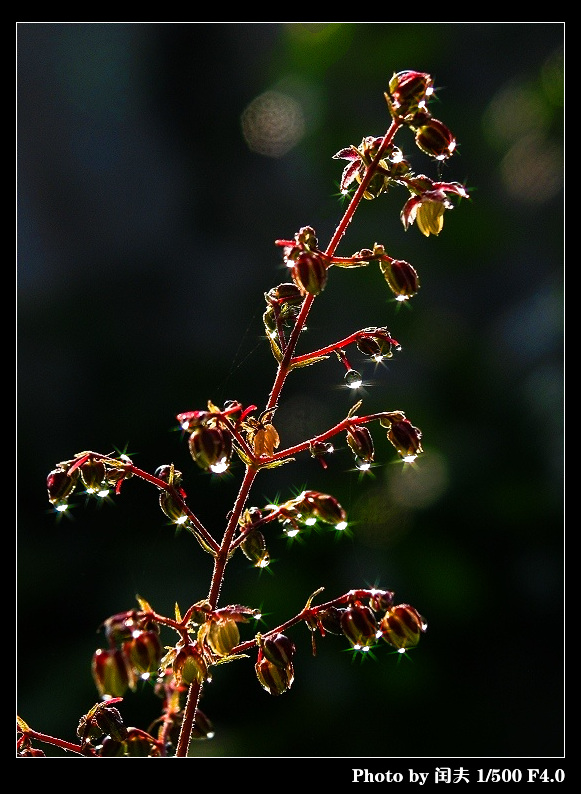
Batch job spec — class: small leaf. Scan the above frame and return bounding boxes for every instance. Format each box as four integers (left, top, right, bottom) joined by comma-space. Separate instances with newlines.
136, 595, 153, 613
175, 603, 182, 623
289, 354, 329, 370
213, 653, 249, 665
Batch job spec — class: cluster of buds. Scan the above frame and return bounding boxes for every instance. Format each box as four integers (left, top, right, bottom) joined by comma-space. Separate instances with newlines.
92, 610, 162, 699
385, 70, 455, 160
255, 632, 296, 696
271, 490, 348, 538
334, 71, 469, 238
46, 452, 134, 512
176, 402, 240, 474
307, 590, 426, 655
278, 225, 329, 297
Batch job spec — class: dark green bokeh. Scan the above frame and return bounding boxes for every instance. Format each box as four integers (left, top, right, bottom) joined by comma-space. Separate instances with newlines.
17, 23, 563, 759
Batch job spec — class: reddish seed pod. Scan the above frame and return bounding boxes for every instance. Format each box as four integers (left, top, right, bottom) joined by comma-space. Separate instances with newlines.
387, 417, 423, 461
346, 425, 375, 463
188, 426, 233, 471
340, 603, 379, 648
255, 654, 294, 696
379, 259, 420, 300
123, 630, 162, 675
380, 604, 427, 649
291, 251, 328, 296
47, 466, 79, 506
414, 118, 456, 160
260, 632, 296, 669
92, 648, 132, 699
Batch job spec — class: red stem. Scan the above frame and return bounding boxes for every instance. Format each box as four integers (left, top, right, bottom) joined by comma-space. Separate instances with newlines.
175, 118, 401, 758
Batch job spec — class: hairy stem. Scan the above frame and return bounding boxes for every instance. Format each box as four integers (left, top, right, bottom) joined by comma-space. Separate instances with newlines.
176, 117, 401, 759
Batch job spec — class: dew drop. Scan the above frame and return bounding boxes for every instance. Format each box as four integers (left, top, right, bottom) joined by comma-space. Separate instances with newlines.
344, 369, 363, 388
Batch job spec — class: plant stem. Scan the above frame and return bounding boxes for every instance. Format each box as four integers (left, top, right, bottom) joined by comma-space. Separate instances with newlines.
176, 117, 401, 759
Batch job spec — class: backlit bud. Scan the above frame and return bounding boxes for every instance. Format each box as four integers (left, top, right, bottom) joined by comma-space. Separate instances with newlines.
260, 632, 296, 668
78, 702, 127, 744
369, 589, 395, 612
47, 466, 79, 507
154, 464, 183, 488
357, 328, 396, 360
189, 426, 233, 472
380, 604, 427, 649
386, 417, 423, 462
240, 529, 270, 568
159, 491, 188, 524
123, 630, 162, 676
313, 605, 344, 635
379, 259, 420, 300
387, 70, 434, 117
80, 458, 107, 493
414, 118, 456, 160
304, 491, 347, 527
340, 603, 379, 649
173, 644, 208, 686
176, 410, 211, 432
291, 251, 328, 296
347, 425, 375, 464
92, 648, 132, 698
206, 617, 240, 657
255, 655, 294, 696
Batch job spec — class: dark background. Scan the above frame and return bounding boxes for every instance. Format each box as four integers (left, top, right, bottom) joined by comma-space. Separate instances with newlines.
17, 23, 564, 759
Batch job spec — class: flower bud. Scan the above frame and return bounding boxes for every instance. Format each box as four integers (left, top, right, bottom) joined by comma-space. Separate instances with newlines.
312, 605, 344, 636
80, 458, 107, 493
380, 604, 427, 649
173, 643, 208, 686
176, 410, 211, 432
206, 617, 240, 657
347, 425, 375, 464
47, 466, 79, 507
340, 603, 379, 649
240, 529, 270, 568
379, 259, 420, 300
304, 491, 347, 528
414, 118, 456, 160
387, 70, 434, 117
189, 426, 233, 472
386, 417, 423, 462
159, 491, 188, 524
123, 630, 162, 676
266, 282, 303, 305
92, 648, 132, 698
260, 632, 296, 668
356, 328, 396, 360
78, 702, 128, 744
255, 655, 294, 696
369, 589, 395, 612
154, 464, 183, 488
291, 251, 328, 296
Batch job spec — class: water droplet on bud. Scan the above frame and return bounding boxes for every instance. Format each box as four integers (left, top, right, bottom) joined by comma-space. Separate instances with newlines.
344, 369, 363, 388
